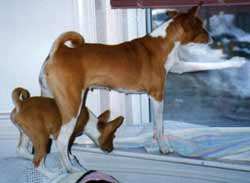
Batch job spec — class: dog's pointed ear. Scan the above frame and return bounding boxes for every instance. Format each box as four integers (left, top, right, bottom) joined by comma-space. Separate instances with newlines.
167, 10, 178, 18
106, 116, 124, 133
98, 110, 110, 122
188, 1, 203, 17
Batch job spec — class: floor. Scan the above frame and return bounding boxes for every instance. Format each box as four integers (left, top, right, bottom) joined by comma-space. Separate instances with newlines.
73, 146, 250, 183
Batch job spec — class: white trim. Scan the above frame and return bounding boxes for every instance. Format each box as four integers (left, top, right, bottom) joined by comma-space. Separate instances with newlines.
73, 146, 250, 172
0, 113, 19, 140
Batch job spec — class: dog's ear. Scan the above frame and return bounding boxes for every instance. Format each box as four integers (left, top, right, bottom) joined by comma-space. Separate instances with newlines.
167, 10, 178, 18
106, 116, 124, 134
98, 110, 110, 122
188, 1, 203, 17
98, 115, 123, 133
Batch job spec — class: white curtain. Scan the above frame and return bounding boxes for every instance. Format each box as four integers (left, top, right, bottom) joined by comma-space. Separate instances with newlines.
75, 0, 150, 124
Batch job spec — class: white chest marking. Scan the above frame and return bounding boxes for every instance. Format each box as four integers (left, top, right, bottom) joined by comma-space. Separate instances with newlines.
150, 19, 173, 38
164, 42, 181, 72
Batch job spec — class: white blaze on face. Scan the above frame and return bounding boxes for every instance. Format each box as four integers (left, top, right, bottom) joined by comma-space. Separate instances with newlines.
150, 19, 173, 38
83, 109, 100, 145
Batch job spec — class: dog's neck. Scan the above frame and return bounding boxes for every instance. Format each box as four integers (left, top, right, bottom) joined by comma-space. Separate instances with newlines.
150, 19, 173, 39
83, 110, 100, 145
143, 18, 180, 68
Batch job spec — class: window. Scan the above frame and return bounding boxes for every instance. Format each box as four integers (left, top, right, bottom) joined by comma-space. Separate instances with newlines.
152, 5, 250, 127
107, 1, 250, 167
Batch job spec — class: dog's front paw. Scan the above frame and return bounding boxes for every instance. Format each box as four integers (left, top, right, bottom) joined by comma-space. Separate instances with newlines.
159, 145, 173, 154
154, 134, 173, 154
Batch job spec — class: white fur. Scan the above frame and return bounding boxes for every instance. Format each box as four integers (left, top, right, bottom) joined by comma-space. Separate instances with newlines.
150, 97, 172, 153
83, 109, 101, 145
16, 132, 33, 160
150, 19, 173, 38
39, 59, 53, 98
56, 91, 86, 173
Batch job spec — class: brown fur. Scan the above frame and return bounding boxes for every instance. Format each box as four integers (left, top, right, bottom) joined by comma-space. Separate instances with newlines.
44, 6, 209, 125
11, 87, 123, 167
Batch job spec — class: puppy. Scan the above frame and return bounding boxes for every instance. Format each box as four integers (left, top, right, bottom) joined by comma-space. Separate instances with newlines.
10, 87, 123, 178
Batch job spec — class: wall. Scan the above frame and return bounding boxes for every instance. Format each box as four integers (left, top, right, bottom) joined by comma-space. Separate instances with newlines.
0, 0, 77, 157
0, 0, 77, 113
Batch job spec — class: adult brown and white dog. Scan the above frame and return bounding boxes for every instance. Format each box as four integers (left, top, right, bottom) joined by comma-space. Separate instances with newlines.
39, 4, 210, 172
10, 87, 123, 178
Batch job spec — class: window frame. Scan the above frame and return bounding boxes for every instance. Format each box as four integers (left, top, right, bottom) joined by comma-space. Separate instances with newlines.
111, 0, 250, 9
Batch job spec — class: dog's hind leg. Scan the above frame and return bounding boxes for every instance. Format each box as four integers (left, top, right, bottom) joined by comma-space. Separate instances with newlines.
17, 132, 33, 160
54, 90, 86, 173
33, 134, 65, 179
32, 134, 50, 168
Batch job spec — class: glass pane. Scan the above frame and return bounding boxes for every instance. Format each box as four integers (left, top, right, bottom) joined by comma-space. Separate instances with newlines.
152, 6, 250, 127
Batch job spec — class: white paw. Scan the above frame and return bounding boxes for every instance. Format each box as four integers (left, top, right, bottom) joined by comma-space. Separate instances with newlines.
155, 135, 173, 154
159, 145, 172, 154
16, 147, 33, 160
145, 144, 159, 153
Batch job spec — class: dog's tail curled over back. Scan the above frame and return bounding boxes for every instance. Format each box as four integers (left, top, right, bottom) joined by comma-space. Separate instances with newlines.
49, 31, 84, 56
12, 87, 30, 112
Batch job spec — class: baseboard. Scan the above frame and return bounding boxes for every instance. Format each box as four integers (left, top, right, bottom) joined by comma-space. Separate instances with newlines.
0, 113, 19, 139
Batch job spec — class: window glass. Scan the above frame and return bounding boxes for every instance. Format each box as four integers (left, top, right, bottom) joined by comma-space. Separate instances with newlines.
152, 6, 250, 127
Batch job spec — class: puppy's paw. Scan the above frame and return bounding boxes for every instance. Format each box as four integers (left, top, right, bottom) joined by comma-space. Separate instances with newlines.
16, 147, 33, 160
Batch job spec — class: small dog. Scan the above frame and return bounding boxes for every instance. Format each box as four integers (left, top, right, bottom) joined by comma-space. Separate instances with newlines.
10, 87, 123, 178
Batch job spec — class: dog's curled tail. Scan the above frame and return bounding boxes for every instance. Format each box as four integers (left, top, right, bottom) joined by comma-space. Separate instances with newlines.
50, 31, 84, 56
12, 87, 30, 112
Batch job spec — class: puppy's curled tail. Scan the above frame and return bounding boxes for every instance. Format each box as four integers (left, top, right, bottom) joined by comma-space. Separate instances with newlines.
49, 31, 84, 56
12, 87, 30, 112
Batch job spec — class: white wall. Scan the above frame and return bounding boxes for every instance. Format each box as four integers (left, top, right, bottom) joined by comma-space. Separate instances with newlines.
0, 0, 77, 113
0, 0, 78, 158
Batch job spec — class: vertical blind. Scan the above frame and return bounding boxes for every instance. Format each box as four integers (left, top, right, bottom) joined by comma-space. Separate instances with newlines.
111, 0, 250, 8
